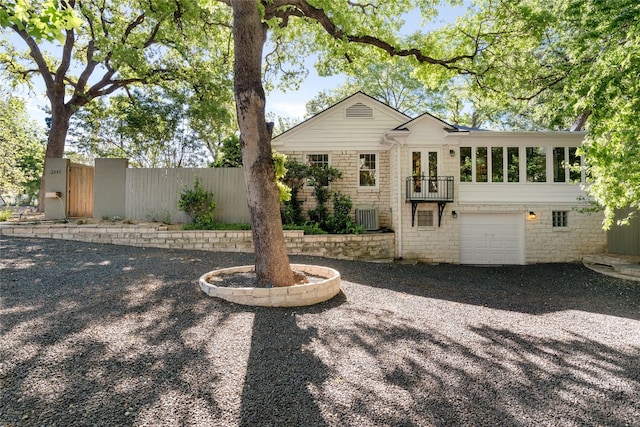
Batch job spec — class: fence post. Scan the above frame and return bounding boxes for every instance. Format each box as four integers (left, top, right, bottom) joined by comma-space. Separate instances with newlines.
94, 158, 128, 220
43, 158, 69, 220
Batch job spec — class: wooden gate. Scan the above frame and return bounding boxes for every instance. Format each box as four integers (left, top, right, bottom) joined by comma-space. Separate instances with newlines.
67, 163, 94, 218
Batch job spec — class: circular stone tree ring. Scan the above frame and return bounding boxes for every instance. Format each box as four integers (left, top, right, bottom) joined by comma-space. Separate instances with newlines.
199, 264, 341, 307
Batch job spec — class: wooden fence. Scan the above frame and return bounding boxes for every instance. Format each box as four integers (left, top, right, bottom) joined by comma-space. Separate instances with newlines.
124, 168, 250, 224
608, 208, 640, 256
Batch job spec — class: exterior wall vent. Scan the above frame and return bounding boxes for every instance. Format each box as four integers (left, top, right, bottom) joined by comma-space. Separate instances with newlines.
356, 208, 379, 230
346, 103, 374, 118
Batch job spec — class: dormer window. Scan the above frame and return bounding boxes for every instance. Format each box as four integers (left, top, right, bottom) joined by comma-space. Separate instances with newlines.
346, 103, 373, 118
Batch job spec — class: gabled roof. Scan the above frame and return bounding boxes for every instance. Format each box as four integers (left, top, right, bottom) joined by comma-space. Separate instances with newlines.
272, 91, 411, 140
393, 110, 458, 132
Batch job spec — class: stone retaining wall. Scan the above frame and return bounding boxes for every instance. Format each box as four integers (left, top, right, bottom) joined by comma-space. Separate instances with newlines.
0, 223, 395, 262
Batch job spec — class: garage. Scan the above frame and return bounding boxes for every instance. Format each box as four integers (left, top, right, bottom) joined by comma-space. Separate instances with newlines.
460, 213, 525, 265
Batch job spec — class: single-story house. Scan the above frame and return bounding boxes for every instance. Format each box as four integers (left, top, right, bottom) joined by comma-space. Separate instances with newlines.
272, 91, 606, 264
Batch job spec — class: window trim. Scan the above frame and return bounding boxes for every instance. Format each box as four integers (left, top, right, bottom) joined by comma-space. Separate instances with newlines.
305, 153, 331, 187
459, 144, 584, 184
358, 152, 379, 189
552, 210, 569, 228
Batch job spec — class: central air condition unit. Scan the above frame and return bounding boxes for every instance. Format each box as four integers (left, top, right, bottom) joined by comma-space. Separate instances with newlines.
356, 208, 379, 231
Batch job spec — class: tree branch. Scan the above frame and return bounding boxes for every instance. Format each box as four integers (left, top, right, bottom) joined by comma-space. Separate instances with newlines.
265, 0, 478, 73
13, 27, 55, 91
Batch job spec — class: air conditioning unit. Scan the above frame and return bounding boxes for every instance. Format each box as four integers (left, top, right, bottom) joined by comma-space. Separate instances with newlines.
356, 208, 379, 231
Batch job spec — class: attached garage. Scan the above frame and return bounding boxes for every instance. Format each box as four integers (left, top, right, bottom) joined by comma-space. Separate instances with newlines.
460, 213, 525, 265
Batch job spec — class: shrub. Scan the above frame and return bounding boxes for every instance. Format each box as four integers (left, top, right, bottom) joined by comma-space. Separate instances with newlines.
178, 177, 216, 228
0, 209, 13, 221
145, 209, 171, 224
324, 192, 365, 234
283, 223, 327, 235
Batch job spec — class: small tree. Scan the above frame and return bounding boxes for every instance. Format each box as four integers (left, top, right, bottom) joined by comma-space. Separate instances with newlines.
307, 165, 342, 229
178, 178, 216, 229
281, 159, 310, 226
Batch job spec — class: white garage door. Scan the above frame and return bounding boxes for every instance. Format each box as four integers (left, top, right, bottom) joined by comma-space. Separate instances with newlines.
460, 213, 524, 265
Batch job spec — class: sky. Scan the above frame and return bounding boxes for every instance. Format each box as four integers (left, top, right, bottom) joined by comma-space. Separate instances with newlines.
266, 4, 468, 120
5, 4, 468, 129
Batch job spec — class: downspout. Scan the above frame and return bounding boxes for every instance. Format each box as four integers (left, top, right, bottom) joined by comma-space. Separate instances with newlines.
396, 141, 402, 259
382, 135, 403, 259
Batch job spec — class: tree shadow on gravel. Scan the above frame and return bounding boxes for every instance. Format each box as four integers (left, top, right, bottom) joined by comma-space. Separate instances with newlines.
289, 255, 640, 320
305, 310, 640, 426
0, 237, 257, 426
238, 294, 346, 427
2, 237, 639, 426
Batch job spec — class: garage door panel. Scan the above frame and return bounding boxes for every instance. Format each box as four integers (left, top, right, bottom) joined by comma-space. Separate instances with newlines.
460, 213, 524, 265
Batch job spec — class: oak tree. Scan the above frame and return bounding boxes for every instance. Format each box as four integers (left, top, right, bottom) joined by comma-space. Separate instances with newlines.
228, 0, 489, 286
1, 0, 234, 207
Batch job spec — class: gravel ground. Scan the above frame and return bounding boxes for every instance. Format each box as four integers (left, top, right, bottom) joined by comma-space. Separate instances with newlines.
1, 235, 639, 427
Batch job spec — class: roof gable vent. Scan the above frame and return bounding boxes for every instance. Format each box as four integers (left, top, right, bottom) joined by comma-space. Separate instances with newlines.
346, 102, 374, 118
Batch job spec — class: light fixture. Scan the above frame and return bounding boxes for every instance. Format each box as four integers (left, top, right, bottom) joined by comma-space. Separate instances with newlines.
528, 211, 537, 220
452, 210, 458, 218
449, 149, 456, 158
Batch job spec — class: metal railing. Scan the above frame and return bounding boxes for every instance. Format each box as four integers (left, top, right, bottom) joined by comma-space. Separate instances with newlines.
405, 175, 454, 202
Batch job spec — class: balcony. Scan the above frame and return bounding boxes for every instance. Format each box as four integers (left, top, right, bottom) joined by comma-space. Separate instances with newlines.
405, 176, 454, 227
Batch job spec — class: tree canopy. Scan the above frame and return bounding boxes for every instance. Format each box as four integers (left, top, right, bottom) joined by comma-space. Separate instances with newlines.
455, 0, 640, 226
0, 92, 45, 201
1, 0, 234, 205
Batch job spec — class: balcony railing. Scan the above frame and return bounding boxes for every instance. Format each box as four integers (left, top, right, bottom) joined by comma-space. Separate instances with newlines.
405, 175, 454, 202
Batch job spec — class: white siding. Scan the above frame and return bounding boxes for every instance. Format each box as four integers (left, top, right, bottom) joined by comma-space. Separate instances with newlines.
458, 183, 590, 205
273, 93, 408, 152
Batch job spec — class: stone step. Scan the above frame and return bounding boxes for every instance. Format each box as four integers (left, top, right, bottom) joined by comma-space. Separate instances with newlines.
582, 254, 633, 267
615, 264, 640, 277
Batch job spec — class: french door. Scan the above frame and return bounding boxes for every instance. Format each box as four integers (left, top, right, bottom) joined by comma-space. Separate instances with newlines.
410, 149, 439, 196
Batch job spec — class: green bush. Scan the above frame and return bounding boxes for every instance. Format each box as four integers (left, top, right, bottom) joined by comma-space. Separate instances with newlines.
0, 209, 13, 221
324, 192, 365, 234
178, 177, 216, 228
283, 223, 327, 235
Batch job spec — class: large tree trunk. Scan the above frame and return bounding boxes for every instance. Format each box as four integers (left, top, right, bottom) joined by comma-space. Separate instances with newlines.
232, 1, 295, 287
38, 96, 72, 211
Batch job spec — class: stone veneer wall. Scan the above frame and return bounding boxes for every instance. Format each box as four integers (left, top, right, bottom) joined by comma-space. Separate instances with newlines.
281, 151, 393, 228
0, 224, 395, 262
399, 203, 606, 264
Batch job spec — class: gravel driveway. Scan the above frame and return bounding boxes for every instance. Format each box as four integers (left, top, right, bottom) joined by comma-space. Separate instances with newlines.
1, 236, 639, 426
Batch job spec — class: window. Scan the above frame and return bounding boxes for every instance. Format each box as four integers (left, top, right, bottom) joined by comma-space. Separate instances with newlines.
553, 211, 568, 227
553, 147, 566, 182
307, 153, 329, 168
461, 146, 518, 183
359, 153, 377, 187
476, 147, 488, 182
553, 147, 583, 183
307, 153, 330, 186
417, 210, 434, 227
460, 147, 472, 182
491, 147, 504, 182
526, 147, 546, 182
569, 147, 582, 182
507, 147, 520, 182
